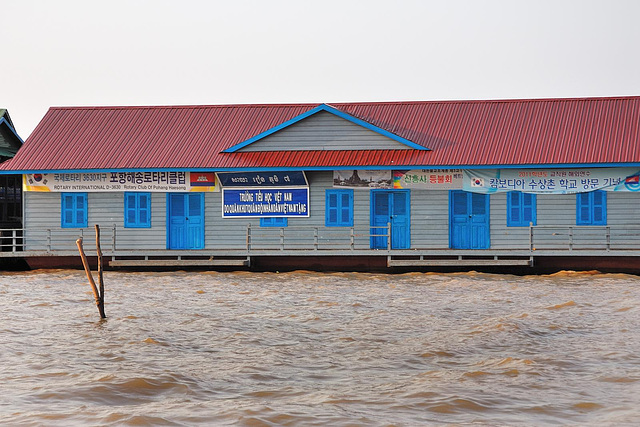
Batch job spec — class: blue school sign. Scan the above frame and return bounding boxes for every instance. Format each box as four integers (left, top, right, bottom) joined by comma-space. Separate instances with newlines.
217, 171, 308, 187
222, 188, 309, 217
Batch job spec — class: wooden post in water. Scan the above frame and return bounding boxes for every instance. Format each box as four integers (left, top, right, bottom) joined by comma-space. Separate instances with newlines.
76, 224, 106, 319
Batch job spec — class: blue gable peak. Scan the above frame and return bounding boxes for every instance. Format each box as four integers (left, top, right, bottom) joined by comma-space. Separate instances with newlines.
222, 103, 428, 153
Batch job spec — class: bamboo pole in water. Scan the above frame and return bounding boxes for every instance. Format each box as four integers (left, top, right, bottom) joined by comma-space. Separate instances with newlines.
95, 224, 105, 313
76, 226, 106, 318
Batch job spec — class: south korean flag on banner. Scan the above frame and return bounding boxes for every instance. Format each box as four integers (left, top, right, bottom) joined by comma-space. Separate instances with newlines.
470, 177, 484, 187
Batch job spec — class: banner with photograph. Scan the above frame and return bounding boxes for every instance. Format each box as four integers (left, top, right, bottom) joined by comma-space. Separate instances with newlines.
333, 170, 391, 189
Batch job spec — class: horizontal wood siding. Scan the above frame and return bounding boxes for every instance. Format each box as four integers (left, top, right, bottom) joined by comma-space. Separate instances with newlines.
241, 171, 372, 250
23, 183, 640, 253
238, 111, 410, 152
410, 190, 450, 249
25, 192, 168, 251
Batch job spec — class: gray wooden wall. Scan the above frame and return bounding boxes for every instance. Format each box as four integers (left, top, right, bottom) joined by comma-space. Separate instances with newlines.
237, 111, 411, 151
23, 171, 640, 252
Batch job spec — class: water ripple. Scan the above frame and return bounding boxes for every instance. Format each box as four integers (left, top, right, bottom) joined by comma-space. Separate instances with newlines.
0, 269, 639, 426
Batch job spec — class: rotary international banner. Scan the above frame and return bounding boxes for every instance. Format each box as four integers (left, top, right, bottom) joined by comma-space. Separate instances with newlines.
23, 171, 219, 192
463, 168, 640, 194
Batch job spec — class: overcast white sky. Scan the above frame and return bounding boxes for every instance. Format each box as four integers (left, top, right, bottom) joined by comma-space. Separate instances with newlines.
2, 0, 639, 139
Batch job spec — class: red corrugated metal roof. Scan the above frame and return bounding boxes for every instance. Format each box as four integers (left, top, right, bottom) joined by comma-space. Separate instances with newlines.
3, 97, 640, 171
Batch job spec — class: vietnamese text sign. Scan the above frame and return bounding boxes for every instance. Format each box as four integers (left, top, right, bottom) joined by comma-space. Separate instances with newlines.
217, 171, 307, 187
222, 188, 309, 217
393, 169, 463, 189
24, 172, 219, 192
463, 168, 640, 194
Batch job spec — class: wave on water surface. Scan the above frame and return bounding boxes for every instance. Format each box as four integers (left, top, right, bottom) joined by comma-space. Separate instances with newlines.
0, 269, 639, 426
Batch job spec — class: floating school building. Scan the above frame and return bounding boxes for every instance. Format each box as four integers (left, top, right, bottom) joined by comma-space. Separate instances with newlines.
2, 96, 640, 272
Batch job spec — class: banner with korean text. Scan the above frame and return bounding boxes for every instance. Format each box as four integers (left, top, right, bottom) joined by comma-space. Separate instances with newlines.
392, 169, 463, 190
463, 168, 640, 194
23, 171, 219, 192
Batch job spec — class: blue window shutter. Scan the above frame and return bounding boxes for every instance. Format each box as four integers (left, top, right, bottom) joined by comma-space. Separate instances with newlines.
260, 217, 288, 227
76, 193, 87, 227
522, 193, 536, 225
507, 191, 536, 227
577, 193, 590, 225
125, 192, 151, 228
507, 192, 521, 226
592, 190, 606, 225
577, 191, 606, 226
326, 189, 354, 227
61, 193, 87, 228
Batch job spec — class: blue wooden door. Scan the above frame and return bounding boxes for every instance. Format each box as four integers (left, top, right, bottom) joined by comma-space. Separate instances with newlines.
370, 190, 410, 249
167, 193, 204, 249
449, 190, 490, 249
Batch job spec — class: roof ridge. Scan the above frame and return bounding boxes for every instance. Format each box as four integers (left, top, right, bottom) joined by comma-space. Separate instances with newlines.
48, 103, 321, 111
333, 95, 640, 106
48, 96, 640, 112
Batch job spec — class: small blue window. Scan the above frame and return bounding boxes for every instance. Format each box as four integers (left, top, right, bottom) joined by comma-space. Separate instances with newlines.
61, 193, 87, 228
125, 192, 151, 228
326, 189, 354, 227
507, 191, 537, 227
260, 217, 288, 227
577, 190, 607, 225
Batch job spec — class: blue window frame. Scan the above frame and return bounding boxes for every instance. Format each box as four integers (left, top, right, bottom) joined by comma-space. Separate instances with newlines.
326, 189, 353, 227
125, 192, 151, 228
260, 217, 288, 227
576, 190, 607, 225
507, 191, 537, 227
61, 193, 87, 228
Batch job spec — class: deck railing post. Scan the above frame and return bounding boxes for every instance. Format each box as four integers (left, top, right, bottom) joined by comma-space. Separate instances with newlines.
569, 226, 573, 251
387, 222, 391, 251
47, 229, 51, 253
12, 229, 17, 253
529, 222, 533, 251
280, 227, 285, 250
246, 224, 251, 252
314, 227, 318, 250
112, 224, 116, 253
606, 226, 611, 251
350, 227, 355, 250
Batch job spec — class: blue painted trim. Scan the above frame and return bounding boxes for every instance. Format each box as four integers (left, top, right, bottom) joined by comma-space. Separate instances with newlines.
165, 193, 171, 249
0, 117, 25, 145
6, 162, 640, 175
222, 103, 428, 153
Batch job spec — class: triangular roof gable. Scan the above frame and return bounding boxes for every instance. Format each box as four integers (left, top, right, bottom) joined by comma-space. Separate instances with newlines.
0, 113, 24, 158
222, 103, 428, 153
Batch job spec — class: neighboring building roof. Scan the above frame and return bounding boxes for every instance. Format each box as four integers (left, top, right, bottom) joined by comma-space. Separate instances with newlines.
0, 109, 23, 159
2, 96, 640, 172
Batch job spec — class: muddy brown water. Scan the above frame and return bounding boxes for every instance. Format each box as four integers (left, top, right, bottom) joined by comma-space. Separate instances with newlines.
1, 269, 638, 426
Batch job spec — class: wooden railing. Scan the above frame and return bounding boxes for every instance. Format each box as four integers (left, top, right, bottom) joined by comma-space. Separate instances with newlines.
529, 225, 640, 251
0, 229, 24, 252
245, 224, 391, 251
3, 224, 640, 254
